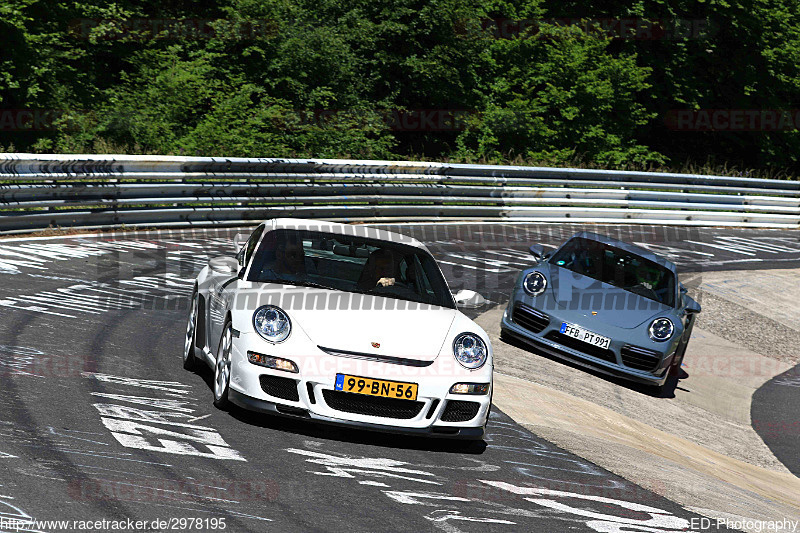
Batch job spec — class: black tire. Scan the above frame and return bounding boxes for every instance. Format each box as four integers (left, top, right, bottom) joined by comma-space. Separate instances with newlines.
456, 438, 487, 454
669, 344, 687, 377
485, 386, 494, 429
183, 289, 199, 371
213, 320, 233, 410
499, 328, 510, 343
669, 315, 695, 377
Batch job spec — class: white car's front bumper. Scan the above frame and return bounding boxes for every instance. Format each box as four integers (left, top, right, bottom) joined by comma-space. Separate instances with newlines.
226, 332, 492, 439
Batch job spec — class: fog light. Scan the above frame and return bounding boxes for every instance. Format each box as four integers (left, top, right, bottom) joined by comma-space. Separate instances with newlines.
450, 383, 490, 395
248, 351, 299, 373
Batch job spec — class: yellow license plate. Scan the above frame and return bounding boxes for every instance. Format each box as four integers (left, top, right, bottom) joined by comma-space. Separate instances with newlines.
334, 374, 418, 401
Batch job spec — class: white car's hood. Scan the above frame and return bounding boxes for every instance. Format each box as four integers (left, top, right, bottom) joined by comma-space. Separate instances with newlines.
288, 292, 457, 362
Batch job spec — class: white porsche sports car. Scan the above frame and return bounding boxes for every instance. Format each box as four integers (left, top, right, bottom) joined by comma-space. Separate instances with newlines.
183, 219, 493, 439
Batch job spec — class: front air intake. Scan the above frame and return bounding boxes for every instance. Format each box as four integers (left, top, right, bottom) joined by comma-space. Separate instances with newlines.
322, 390, 424, 419
512, 303, 550, 333
260, 375, 300, 402
440, 400, 480, 422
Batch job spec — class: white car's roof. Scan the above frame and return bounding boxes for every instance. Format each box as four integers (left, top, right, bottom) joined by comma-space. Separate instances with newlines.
268, 218, 426, 249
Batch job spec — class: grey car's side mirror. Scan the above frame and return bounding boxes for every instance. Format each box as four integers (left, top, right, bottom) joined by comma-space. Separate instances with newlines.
529, 244, 545, 260
684, 295, 701, 314
680, 285, 688, 295
453, 289, 487, 309
209, 256, 240, 275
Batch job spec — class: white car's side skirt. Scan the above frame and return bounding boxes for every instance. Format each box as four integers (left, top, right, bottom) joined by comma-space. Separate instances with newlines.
202, 347, 216, 369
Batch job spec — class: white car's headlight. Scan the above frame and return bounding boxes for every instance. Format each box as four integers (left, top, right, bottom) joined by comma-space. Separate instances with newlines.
649, 318, 674, 342
453, 333, 488, 369
523, 271, 547, 296
253, 305, 291, 343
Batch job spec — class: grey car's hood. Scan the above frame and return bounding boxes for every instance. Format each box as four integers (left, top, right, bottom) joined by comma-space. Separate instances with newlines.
546, 265, 674, 329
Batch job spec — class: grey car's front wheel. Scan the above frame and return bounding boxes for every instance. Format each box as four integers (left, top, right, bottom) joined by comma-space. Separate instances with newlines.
183, 289, 199, 371
670, 343, 687, 376
213, 321, 233, 410
669, 315, 695, 377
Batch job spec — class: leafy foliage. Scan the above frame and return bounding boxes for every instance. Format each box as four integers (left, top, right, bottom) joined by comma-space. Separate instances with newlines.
2, 0, 799, 173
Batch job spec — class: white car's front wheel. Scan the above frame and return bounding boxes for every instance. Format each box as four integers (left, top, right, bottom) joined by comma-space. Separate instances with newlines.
213, 321, 232, 409
183, 289, 199, 371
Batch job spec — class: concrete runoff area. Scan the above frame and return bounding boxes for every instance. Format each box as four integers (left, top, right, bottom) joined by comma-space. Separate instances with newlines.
479, 267, 800, 532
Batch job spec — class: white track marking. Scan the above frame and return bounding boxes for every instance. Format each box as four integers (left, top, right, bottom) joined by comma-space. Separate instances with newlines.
104, 429, 245, 462
437, 260, 511, 273
97, 414, 245, 462
479, 481, 690, 530
0, 274, 194, 319
83, 480, 240, 504
0, 497, 46, 533
56, 449, 173, 466
47, 427, 109, 446
222, 510, 273, 522
384, 492, 517, 524
426, 510, 516, 525
586, 522, 687, 532
633, 242, 714, 257
90, 393, 195, 413
775, 375, 800, 387
716, 236, 800, 253
82, 373, 192, 395
94, 405, 207, 427
83, 375, 245, 462
444, 252, 523, 271
684, 240, 757, 256
383, 491, 471, 505
287, 448, 439, 484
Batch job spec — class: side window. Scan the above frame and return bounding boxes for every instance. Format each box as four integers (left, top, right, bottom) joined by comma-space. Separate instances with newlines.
398, 258, 408, 282
244, 226, 265, 267
412, 255, 435, 297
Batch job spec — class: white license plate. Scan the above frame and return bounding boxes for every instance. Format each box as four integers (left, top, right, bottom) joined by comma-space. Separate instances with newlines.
560, 322, 611, 350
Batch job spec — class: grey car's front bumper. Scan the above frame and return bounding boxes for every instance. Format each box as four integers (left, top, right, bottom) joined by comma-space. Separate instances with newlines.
501, 305, 671, 387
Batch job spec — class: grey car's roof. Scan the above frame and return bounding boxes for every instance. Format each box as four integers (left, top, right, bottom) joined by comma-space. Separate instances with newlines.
565, 232, 678, 273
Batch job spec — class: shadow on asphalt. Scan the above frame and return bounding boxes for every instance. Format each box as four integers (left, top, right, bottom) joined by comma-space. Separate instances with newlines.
499, 332, 685, 399
190, 363, 488, 456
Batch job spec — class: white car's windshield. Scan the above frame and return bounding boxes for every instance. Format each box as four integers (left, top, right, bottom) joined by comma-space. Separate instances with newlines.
248, 229, 456, 309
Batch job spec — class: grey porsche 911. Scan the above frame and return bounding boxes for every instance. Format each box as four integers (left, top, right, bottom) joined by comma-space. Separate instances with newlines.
500, 232, 701, 389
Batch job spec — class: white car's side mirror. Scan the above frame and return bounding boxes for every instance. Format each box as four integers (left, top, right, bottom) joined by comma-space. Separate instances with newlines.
233, 233, 249, 249
209, 256, 240, 275
453, 289, 487, 309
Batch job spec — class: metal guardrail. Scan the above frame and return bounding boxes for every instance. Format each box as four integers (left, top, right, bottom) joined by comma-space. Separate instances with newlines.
1, 153, 799, 233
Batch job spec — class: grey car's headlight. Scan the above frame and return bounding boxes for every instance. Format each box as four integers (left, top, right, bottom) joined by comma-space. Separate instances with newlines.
523, 271, 547, 296
649, 318, 674, 342
453, 333, 488, 369
253, 305, 291, 343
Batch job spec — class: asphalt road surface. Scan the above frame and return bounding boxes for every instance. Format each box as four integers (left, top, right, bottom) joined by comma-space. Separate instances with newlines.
752, 365, 800, 477
3, 222, 798, 532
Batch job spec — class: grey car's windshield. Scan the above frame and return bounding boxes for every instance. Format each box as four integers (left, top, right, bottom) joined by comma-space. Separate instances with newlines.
549, 237, 676, 307
247, 229, 456, 309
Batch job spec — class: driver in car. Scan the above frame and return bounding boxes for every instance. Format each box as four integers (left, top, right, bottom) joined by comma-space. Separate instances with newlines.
358, 249, 396, 289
